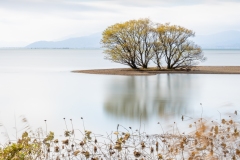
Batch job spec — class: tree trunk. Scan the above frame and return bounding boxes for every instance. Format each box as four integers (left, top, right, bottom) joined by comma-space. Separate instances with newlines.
167, 63, 171, 69
156, 58, 161, 69
130, 61, 138, 69
142, 64, 148, 69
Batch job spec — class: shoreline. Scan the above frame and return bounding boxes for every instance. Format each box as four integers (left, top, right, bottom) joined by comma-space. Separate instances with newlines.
72, 66, 240, 76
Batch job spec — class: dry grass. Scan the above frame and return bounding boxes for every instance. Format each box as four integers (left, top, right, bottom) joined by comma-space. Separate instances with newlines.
0, 111, 240, 160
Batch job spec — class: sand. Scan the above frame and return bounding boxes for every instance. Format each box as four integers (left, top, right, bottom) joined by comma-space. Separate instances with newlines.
72, 66, 240, 76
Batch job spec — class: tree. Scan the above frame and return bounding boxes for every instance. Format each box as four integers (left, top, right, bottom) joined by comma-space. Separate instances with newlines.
155, 23, 205, 69
101, 18, 155, 69
152, 33, 165, 69
102, 19, 205, 70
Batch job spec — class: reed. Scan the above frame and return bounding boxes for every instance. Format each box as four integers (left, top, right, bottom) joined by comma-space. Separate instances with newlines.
0, 111, 240, 160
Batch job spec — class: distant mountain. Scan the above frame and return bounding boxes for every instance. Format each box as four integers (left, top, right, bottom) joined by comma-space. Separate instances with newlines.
25, 30, 240, 49
193, 30, 240, 49
25, 32, 102, 49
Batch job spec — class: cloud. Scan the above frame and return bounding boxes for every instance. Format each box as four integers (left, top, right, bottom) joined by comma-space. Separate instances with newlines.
0, 0, 120, 16
104, 0, 240, 7
0, 0, 124, 44
0, 0, 240, 46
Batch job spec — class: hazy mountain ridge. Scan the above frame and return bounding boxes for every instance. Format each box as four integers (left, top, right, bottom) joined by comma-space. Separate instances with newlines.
193, 30, 240, 49
25, 30, 240, 49
25, 33, 102, 49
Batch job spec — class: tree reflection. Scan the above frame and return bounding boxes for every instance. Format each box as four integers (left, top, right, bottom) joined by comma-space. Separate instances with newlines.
104, 74, 197, 121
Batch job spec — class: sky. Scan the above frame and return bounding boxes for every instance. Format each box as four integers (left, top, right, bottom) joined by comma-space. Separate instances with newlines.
0, 0, 240, 47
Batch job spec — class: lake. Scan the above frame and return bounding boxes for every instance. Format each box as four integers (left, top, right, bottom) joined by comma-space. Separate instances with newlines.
0, 49, 240, 142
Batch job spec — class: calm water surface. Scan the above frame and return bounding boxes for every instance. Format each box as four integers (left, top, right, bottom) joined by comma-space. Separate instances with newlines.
0, 49, 240, 142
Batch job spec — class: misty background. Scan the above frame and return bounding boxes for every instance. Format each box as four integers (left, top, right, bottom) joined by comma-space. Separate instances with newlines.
0, 0, 240, 48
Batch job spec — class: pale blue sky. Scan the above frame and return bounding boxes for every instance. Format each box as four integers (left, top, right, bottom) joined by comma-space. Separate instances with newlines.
0, 0, 240, 47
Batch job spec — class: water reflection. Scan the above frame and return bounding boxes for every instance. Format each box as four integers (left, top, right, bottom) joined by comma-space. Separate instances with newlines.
104, 74, 198, 121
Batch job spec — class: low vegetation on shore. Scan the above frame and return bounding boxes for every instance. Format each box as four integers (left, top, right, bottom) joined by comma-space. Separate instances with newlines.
0, 111, 240, 160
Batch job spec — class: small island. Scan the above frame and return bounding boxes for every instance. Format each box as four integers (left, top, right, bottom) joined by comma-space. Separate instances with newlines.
74, 19, 240, 76
73, 66, 240, 76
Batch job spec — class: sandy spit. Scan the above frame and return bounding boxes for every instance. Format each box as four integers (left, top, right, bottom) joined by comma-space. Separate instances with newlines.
72, 66, 240, 76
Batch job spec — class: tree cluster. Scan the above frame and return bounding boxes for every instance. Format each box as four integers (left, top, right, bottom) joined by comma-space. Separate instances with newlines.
101, 18, 205, 69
